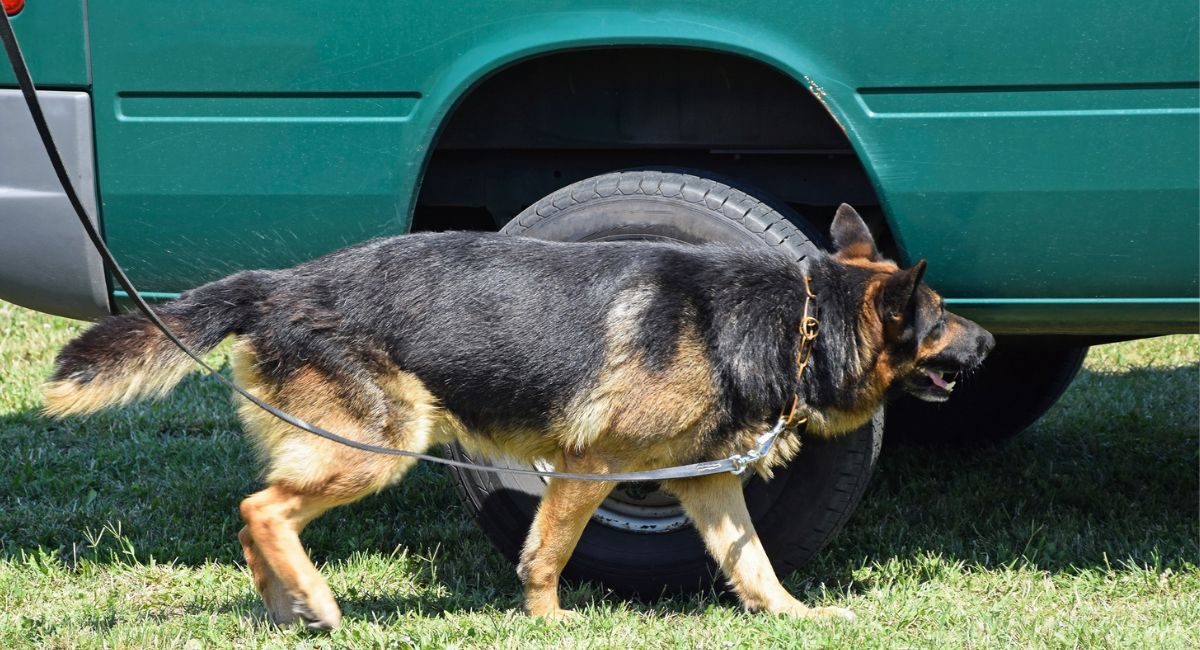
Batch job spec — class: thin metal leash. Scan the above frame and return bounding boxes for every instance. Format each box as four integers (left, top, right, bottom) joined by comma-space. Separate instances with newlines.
1, 11, 811, 482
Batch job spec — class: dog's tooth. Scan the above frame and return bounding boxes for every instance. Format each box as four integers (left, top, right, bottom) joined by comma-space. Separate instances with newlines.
945, 381, 956, 391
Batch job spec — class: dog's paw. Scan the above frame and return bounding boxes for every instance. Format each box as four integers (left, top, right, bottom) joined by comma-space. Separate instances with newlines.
293, 596, 343, 632
265, 593, 342, 632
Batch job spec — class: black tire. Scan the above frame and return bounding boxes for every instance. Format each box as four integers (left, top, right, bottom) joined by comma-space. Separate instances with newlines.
886, 336, 1087, 447
446, 170, 883, 595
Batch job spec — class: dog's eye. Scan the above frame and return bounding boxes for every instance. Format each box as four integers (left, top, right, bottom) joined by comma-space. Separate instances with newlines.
930, 319, 946, 338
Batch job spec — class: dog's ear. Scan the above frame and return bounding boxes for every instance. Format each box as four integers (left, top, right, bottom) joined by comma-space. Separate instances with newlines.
878, 260, 927, 339
830, 204, 879, 261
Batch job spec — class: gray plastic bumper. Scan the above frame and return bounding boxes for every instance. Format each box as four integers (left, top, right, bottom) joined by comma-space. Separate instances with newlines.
0, 89, 109, 320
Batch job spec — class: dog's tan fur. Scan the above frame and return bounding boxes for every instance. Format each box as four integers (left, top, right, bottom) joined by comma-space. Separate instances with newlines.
556, 286, 719, 458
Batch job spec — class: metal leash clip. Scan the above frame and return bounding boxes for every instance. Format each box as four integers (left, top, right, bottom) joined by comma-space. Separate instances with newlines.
729, 418, 787, 475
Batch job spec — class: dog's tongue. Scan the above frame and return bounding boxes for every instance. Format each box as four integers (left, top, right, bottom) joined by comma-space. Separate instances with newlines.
927, 369, 950, 389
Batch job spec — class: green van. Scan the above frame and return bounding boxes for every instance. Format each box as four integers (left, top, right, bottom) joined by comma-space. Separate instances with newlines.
2, 0, 1196, 594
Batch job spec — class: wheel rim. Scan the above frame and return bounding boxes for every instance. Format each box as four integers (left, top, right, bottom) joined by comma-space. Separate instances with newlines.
530, 459, 691, 533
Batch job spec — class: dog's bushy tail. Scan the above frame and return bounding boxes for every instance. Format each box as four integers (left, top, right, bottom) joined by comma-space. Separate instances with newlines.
43, 270, 273, 417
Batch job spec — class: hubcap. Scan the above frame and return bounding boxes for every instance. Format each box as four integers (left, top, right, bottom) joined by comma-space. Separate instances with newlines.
530, 459, 690, 533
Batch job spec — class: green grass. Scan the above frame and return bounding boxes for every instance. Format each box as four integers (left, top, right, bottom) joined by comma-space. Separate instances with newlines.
1, 300, 1196, 648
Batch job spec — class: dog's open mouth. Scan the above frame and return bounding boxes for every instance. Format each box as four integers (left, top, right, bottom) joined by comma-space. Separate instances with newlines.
904, 367, 961, 402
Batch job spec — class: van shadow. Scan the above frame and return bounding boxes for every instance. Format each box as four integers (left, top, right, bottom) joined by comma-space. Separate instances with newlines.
2, 361, 1196, 619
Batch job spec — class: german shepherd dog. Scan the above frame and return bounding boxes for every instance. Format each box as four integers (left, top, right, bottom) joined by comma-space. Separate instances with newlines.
43, 204, 992, 628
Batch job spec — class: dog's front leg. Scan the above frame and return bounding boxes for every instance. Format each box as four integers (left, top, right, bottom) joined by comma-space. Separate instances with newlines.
517, 452, 616, 620
667, 473, 855, 621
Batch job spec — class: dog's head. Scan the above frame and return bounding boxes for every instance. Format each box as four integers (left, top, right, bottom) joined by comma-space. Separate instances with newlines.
829, 204, 994, 403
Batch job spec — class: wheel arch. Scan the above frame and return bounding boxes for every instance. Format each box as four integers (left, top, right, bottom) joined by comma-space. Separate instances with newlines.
405, 15, 896, 250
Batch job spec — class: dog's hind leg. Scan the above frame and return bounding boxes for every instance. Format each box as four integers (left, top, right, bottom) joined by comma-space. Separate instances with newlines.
518, 451, 617, 620
237, 419, 431, 630
238, 485, 355, 630
237, 416, 433, 630
231, 347, 439, 629
666, 473, 855, 621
